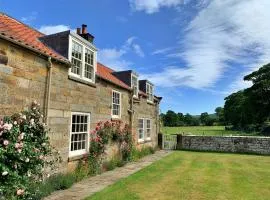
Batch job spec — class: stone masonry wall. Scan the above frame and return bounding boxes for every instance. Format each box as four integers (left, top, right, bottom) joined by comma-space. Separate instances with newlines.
133, 98, 159, 149
179, 135, 270, 155
0, 39, 160, 172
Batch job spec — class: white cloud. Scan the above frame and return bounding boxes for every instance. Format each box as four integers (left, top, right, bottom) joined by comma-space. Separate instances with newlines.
144, 0, 270, 92
129, 0, 185, 14
39, 25, 70, 35
21, 11, 38, 24
98, 48, 132, 71
152, 47, 175, 55
98, 36, 145, 70
133, 44, 145, 57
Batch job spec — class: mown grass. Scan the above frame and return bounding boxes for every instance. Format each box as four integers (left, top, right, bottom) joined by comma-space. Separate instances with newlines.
87, 151, 270, 200
161, 126, 258, 136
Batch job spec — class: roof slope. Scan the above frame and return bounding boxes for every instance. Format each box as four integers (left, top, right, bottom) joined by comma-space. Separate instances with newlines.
0, 13, 69, 63
97, 63, 131, 90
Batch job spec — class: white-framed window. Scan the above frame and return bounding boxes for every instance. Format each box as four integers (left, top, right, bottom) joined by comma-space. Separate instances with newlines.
138, 118, 144, 142
84, 48, 94, 80
69, 36, 96, 83
146, 83, 154, 102
137, 118, 152, 142
146, 119, 151, 140
112, 90, 121, 118
71, 41, 82, 75
69, 112, 90, 157
131, 74, 138, 98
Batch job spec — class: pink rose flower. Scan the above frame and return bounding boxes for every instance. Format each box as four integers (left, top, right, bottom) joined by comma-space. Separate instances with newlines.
3, 140, 9, 146
3, 123, 12, 131
16, 189, 24, 196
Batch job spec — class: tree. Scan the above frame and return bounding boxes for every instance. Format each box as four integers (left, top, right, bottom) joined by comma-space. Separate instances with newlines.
224, 90, 253, 127
163, 110, 178, 127
244, 63, 270, 124
176, 112, 185, 126
184, 113, 193, 126
215, 107, 224, 124
200, 112, 209, 125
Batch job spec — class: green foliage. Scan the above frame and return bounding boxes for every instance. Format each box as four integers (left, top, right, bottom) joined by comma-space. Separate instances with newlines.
0, 102, 61, 199
88, 120, 133, 175
224, 63, 270, 132
103, 157, 124, 171
130, 146, 156, 161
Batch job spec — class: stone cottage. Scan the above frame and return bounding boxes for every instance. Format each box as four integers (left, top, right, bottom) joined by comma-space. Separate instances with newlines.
0, 13, 161, 171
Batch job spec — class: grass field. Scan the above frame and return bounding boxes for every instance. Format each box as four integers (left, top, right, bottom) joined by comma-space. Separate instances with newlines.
161, 126, 257, 136
87, 151, 270, 200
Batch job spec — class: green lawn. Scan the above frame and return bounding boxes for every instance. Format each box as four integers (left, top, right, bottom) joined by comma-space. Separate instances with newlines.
87, 151, 270, 200
161, 126, 257, 136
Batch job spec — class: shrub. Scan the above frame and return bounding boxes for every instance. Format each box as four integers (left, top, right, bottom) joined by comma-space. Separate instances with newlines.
88, 120, 133, 174
131, 146, 156, 161
0, 102, 61, 199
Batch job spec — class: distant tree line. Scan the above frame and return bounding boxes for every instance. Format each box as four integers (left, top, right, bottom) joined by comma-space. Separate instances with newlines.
161, 107, 224, 127
223, 63, 270, 134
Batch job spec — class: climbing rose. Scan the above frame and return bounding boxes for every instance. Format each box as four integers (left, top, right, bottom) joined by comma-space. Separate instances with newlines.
3, 123, 12, 131
16, 189, 24, 196
3, 140, 9, 146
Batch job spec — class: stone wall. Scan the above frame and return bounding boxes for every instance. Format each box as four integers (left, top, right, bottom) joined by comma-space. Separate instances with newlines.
133, 98, 159, 149
0, 38, 160, 172
179, 135, 270, 155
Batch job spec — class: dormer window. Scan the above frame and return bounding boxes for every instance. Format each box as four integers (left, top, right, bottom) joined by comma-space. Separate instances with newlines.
146, 83, 154, 102
68, 27, 97, 84
131, 74, 139, 98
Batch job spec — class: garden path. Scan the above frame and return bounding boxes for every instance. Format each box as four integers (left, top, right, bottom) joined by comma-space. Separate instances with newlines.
44, 150, 172, 200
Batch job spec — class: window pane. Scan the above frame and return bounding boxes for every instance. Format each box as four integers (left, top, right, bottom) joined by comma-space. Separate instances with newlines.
70, 114, 89, 153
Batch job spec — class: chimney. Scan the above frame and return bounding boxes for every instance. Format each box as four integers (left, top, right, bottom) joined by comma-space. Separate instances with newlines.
78, 24, 95, 43
82, 24, 87, 34
76, 28, 81, 35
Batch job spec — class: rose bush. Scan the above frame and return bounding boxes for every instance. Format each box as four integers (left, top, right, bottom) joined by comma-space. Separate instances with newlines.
0, 101, 61, 199
88, 120, 133, 174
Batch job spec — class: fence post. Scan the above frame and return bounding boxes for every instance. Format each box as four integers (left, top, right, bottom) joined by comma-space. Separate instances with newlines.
158, 133, 163, 149
176, 134, 183, 150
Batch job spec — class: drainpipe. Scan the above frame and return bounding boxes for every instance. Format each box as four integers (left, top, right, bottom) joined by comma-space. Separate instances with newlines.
45, 57, 52, 124
128, 87, 134, 141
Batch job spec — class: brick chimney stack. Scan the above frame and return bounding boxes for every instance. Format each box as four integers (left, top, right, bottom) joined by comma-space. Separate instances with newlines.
76, 27, 81, 35
82, 24, 87, 34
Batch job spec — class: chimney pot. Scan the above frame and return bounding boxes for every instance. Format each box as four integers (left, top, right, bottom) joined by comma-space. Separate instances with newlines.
76, 28, 81, 35
82, 24, 87, 34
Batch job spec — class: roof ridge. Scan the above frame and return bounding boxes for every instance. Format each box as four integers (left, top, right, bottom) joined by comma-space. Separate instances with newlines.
0, 12, 45, 36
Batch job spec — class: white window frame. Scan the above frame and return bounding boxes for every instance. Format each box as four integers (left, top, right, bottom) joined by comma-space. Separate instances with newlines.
68, 34, 97, 83
137, 118, 152, 142
69, 112, 90, 157
145, 119, 151, 140
111, 90, 121, 119
138, 118, 144, 142
146, 83, 154, 103
131, 74, 139, 98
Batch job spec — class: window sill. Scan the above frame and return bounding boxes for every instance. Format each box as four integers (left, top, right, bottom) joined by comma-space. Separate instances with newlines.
68, 153, 89, 162
68, 75, 96, 88
137, 139, 152, 144
111, 116, 121, 120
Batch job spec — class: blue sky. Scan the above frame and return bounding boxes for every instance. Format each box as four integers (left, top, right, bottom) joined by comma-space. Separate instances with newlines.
1, 0, 270, 115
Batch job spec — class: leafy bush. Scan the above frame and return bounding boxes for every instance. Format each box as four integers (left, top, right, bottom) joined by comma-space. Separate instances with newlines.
131, 146, 156, 161
88, 120, 133, 174
0, 101, 61, 199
